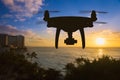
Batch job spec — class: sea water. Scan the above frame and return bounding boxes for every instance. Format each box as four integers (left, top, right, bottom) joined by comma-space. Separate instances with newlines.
27, 47, 120, 70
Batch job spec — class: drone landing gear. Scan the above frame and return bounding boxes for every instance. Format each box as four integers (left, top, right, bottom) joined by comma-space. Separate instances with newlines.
64, 32, 77, 45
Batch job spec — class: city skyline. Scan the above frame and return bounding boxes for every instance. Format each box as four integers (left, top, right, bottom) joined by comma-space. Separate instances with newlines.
0, 0, 120, 47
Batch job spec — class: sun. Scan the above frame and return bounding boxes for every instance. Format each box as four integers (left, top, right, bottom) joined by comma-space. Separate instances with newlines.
96, 38, 105, 45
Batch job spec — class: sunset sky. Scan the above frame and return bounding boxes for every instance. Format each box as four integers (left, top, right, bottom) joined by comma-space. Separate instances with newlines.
0, 0, 120, 47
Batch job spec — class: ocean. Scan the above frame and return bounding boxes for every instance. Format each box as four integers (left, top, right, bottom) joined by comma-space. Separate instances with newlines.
27, 47, 120, 70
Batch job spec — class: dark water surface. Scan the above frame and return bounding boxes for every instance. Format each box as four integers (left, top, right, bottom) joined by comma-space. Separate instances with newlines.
27, 47, 120, 70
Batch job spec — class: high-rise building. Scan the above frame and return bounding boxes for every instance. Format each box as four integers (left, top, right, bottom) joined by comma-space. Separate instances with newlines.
16, 35, 24, 48
8, 36, 17, 48
0, 34, 25, 48
0, 34, 8, 47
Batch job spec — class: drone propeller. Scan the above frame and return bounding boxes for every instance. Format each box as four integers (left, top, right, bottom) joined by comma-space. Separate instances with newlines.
80, 10, 108, 14
38, 10, 60, 13
36, 20, 46, 24
33, 10, 60, 14
94, 21, 107, 24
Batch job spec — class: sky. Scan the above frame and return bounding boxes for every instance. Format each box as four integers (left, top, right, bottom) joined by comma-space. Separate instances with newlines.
0, 0, 120, 47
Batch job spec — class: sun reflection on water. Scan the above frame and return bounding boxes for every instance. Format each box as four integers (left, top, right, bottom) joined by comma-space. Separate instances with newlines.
98, 49, 104, 57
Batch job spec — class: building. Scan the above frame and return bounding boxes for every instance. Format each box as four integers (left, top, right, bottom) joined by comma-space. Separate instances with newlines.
8, 35, 25, 48
8, 36, 17, 48
16, 35, 24, 48
0, 34, 8, 47
0, 34, 25, 48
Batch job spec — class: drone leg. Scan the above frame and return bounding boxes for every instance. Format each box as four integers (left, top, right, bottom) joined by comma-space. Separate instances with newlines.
79, 28, 85, 49
55, 28, 61, 49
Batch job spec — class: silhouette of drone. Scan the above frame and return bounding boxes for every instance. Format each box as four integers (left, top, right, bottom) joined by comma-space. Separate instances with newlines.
43, 10, 107, 49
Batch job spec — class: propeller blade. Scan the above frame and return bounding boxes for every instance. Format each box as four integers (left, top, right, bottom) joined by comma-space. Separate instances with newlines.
80, 10, 108, 14
34, 10, 60, 14
96, 11, 108, 14
95, 22, 107, 24
36, 21, 46, 24
49, 10, 60, 13
80, 11, 91, 13
32, 11, 42, 14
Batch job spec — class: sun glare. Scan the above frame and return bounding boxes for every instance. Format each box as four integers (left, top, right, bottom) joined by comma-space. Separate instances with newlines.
96, 38, 105, 45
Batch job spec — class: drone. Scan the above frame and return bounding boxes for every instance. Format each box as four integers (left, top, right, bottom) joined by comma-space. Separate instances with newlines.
42, 10, 107, 49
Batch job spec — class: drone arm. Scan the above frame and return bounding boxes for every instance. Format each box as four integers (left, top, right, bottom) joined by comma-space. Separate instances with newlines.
91, 10, 97, 21
55, 28, 61, 49
43, 10, 49, 21
79, 28, 85, 49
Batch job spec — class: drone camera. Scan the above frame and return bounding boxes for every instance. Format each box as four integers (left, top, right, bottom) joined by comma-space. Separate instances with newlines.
64, 38, 77, 45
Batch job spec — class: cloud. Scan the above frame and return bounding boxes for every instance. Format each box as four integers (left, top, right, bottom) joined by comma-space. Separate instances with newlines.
89, 30, 120, 40
1, 14, 13, 18
46, 28, 55, 35
0, 25, 42, 40
46, 28, 67, 38
1, 0, 43, 21
0, 25, 54, 46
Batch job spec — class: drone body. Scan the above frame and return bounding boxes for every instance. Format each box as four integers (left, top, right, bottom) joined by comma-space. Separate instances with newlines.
43, 10, 97, 49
